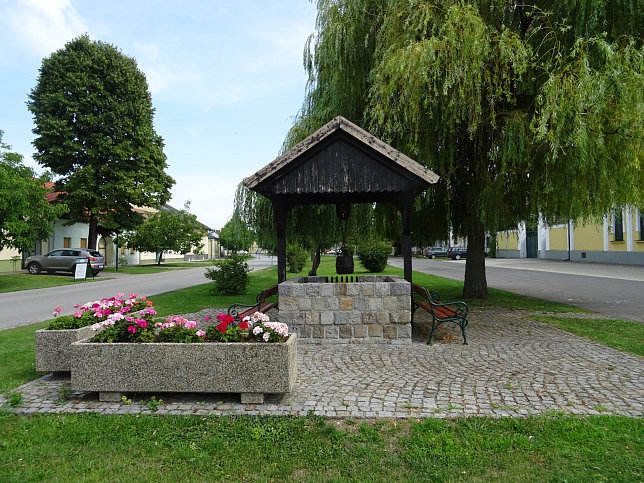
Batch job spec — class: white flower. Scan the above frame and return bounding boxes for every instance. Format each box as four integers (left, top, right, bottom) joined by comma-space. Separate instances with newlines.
252, 326, 263, 336
263, 332, 271, 342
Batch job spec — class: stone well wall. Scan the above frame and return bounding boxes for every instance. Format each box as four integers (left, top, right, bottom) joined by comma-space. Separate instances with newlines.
278, 275, 411, 344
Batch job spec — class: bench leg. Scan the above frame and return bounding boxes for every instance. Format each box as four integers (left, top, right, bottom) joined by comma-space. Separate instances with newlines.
460, 323, 468, 345
426, 319, 438, 345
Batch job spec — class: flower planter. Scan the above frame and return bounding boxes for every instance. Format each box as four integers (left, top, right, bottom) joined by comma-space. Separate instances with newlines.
71, 334, 298, 404
35, 326, 97, 372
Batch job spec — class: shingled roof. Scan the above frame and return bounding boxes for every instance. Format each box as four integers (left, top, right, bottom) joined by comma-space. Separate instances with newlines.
244, 116, 438, 203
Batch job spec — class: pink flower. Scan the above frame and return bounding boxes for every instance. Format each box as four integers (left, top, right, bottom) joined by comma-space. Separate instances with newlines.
204, 317, 211, 322
74, 311, 83, 318
127, 325, 136, 334
184, 320, 197, 329
136, 319, 148, 328
196, 330, 206, 337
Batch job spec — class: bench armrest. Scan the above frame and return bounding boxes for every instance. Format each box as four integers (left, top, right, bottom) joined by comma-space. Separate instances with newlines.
431, 300, 469, 318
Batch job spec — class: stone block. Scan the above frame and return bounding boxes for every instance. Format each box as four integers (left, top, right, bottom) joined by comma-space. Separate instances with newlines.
382, 296, 399, 311
320, 284, 335, 297
353, 325, 368, 338
391, 310, 411, 324
375, 282, 390, 296
347, 311, 362, 325
352, 297, 368, 311
368, 325, 383, 338
327, 297, 340, 310
339, 297, 353, 310
334, 312, 348, 325
368, 298, 383, 311
320, 312, 335, 325
279, 296, 298, 312
339, 326, 353, 339
397, 324, 412, 339
311, 326, 325, 339
362, 312, 377, 324
305, 311, 320, 324
346, 284, 361, 296
376, 311, 391, 324
390, 280, 411, 296
305, 284, 320, 296
359, 284, 375, 296
297, 298, 312, 311
312, 297, 328, 311
324, 326, 339, 339
383, 325, 397, 339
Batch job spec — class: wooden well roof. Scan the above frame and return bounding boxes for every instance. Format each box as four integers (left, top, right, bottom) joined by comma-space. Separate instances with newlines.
243, 116, 439, 204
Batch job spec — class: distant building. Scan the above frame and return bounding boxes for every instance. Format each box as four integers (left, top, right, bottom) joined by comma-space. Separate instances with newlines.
496, 206, 644, 265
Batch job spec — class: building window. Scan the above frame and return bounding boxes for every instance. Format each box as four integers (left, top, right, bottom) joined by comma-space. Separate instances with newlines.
80, 238, 87, 248
120, 246, 125, 255
63, 237, 71, 248
640, 212, 644, 241
130, 248, 134, 255
614, 211, 624, 242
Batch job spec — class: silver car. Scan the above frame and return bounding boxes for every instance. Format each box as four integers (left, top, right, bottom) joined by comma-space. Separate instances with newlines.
25, 249, 105, 276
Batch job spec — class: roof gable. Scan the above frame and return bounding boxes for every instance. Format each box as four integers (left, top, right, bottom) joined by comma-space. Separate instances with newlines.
244, 116, 438, 202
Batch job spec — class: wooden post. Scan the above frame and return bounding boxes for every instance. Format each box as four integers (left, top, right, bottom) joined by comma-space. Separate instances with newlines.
272, 199, 290, 283
400, 197, 413, 283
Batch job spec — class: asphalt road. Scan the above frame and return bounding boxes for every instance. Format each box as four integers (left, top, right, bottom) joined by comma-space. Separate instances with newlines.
0, 256, 278, 331
389, 257, 644, 323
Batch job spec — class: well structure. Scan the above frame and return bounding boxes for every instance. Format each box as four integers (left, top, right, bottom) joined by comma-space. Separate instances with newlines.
243, 116, 439, 284
279, 275, 411, 344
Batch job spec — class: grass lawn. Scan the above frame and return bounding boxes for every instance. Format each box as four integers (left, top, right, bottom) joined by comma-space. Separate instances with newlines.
0, 273, 106, 294
0, 413, 641, 481
2, 258, 642, 481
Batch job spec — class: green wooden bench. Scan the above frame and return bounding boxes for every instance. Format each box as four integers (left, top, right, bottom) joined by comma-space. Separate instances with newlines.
411, 282, 469, 345
228, 284, 278, 319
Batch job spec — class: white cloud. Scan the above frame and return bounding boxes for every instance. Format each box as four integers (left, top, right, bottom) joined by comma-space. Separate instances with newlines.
169, 172, 241, 230
3, 0, 88, 56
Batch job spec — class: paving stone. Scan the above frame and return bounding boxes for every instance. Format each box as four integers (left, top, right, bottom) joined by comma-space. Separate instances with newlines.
6, 307, 643, 419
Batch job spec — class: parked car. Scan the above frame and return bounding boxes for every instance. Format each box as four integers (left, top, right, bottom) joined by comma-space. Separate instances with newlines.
25, 249, 105, 276
447, 247, 467, 260
425, 247, 448, 259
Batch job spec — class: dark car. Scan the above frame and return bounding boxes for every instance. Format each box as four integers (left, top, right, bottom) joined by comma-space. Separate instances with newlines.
425, 247, 448, 259
25, 249, 105, 276
448, 247, 467, 260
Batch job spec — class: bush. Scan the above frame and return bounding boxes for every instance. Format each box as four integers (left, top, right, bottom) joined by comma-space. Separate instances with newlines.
204, 256, 251, 295
286, 243, 308, 273
357, 238, 392, 273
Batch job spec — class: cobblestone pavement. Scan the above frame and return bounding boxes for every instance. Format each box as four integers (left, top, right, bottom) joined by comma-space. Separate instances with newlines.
3, 308, 643, 419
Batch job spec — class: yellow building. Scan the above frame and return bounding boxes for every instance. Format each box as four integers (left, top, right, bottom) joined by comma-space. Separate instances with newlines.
496, 206, 644, 265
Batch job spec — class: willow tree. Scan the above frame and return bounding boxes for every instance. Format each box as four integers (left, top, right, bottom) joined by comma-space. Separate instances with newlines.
295, 0, 643, 298
28, 35, 175, 249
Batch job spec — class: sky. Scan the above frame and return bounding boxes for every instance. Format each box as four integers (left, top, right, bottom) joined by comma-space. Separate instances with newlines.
0, 0, 318, 230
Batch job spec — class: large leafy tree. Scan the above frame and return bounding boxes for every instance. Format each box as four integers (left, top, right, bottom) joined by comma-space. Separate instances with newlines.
124, 204, 204, 265
219, 212, 255, 255
28, 35, 174, 249
0, 130, 68, 252
285, 0, 644, 298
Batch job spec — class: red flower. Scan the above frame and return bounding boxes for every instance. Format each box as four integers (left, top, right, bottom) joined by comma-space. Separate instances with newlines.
239, 320, 249, 330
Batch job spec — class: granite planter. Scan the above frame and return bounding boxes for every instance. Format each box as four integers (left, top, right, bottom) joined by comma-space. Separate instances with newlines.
71, 334, 298, 404
35, 326, 97, 372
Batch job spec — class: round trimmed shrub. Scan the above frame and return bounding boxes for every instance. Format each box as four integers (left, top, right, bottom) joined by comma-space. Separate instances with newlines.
357, 238, 392, 273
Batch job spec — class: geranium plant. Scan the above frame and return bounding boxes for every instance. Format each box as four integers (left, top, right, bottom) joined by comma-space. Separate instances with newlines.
46, 293, 154, 330
89, 311, 289, 343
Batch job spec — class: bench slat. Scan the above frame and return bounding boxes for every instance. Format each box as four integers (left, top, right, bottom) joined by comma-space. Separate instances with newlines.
411, 282, 468, 345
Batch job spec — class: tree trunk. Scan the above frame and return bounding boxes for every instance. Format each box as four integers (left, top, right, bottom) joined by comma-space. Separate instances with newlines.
463, 218, 488, 299
88, 214, 98, 249
308, 243, 322, 276
157, 251, 164, 265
